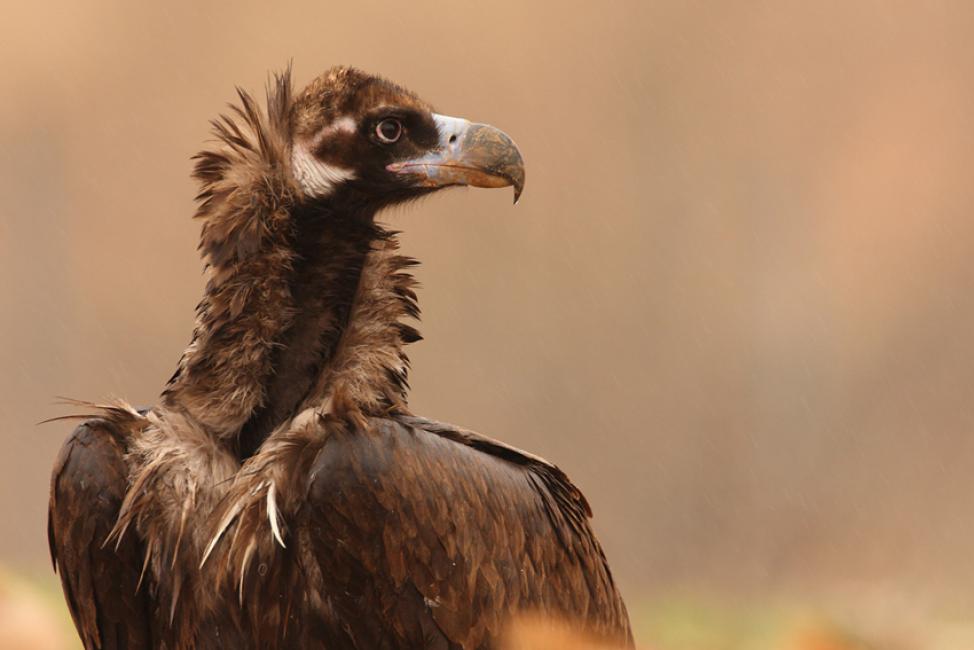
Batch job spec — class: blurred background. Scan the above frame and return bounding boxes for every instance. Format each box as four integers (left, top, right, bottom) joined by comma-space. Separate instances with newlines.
3, 1, 974, 647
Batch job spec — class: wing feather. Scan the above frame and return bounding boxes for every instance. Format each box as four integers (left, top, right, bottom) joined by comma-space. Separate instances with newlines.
49, 420, 153, 649
303, 416, 632, 648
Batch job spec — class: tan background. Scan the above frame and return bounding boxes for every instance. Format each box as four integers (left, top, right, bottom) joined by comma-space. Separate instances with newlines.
3, 0, 974, 645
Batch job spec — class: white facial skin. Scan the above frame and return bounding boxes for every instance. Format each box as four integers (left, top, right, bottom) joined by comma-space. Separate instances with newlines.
291, 116, 358, 197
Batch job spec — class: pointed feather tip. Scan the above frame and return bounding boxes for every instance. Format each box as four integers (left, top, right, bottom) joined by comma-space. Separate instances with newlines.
200, 530, 224, 569
200, 502, 242, 568
266, 483, 286, 549
38, 396, 99, 425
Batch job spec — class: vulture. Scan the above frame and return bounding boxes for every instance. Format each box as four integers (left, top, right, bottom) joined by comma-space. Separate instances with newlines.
48, 66, 632, 649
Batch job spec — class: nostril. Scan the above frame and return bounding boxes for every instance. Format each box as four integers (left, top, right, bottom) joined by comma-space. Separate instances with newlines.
449, 134, 457, 144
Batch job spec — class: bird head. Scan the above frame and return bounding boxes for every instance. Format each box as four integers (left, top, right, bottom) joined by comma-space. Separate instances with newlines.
288, 67, 525, 208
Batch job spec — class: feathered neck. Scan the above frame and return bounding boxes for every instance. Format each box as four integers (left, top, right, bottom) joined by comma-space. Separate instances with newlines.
160, 71, 420, 458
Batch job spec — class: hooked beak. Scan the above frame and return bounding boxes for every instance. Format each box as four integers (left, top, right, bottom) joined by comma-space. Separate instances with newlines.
387, 114, 526, 203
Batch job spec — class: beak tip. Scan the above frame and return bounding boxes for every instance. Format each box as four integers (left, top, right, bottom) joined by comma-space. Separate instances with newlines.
511, 172, 525, 204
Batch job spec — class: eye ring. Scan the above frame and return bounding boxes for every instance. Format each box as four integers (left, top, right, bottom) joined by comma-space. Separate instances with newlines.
375, 118, 403, 144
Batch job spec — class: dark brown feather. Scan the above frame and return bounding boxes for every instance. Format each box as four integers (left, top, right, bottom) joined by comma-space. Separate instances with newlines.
48, 420, 155, 649
296, 415, 632, 648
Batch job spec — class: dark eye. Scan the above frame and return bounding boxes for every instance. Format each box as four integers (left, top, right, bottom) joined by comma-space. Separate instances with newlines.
375, 118, 402, 143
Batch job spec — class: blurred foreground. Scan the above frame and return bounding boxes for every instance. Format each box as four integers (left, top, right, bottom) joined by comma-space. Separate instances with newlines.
9, 566, 974, 650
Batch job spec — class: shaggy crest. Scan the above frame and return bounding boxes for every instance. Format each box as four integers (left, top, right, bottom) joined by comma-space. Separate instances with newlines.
162, 68, 300, 439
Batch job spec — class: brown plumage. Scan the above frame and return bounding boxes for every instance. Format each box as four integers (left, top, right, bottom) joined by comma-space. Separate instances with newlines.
48, 66, 632, 649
